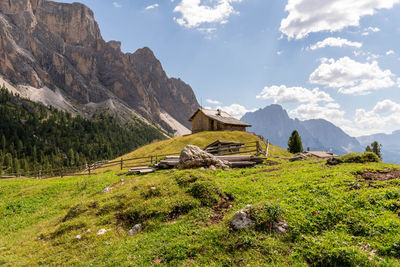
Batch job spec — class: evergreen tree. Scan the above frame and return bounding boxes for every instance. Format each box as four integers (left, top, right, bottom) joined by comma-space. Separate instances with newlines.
365, 145, 372, 152
288, 130, 303, 154
371, 141, 382, 159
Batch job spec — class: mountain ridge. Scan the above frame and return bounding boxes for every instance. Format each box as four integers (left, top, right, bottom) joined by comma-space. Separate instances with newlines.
241, 104, 363, 155
0, 0, 199, 134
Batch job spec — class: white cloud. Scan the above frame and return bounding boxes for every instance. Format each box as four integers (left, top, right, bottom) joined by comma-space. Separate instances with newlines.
309, 57, 396, 95
277, 51, 283, 55
256, 85, 333, 104
112, 2, 122, 8
386, 50, 395, 55
280, 0, 399, 39
216, 104, 256, 119
362, 26, 381, 35
173, 0, 243, 28
355, 99, 400, 134
206, 99, 222, 105
309, 37, 362, 50
145, 3, 159, 10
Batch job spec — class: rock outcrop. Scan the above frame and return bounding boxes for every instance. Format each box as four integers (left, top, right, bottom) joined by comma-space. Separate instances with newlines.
0, 0, 199, 133
178, 145, 230, 169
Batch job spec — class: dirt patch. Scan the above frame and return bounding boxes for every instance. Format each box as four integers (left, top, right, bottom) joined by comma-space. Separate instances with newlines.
265, 160, 281, 166
357, 169, 400, 181
206, 198, 233, 226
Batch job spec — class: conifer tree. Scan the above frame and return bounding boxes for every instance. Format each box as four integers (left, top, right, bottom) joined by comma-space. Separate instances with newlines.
288, 130, 303, 154
371, 141, 382, 159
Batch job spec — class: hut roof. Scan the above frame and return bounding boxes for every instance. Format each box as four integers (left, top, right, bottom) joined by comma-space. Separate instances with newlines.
189, 108, 252, 127
305, 151, 338, 158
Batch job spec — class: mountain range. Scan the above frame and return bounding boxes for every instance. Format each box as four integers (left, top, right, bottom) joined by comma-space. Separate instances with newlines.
241, 105, 363, 156
242, 104, 400, 164
0, 0, 199, 135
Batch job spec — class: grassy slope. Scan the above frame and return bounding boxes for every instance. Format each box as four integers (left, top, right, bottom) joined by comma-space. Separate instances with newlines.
94, 131, 291, 172
118, 131, 290, 159
1, 158, 400, 266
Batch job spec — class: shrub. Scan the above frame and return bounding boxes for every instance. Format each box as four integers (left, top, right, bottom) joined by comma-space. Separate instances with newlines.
248, 202, 284, 231
339, 152, 380, 164
187, 180, 222, 207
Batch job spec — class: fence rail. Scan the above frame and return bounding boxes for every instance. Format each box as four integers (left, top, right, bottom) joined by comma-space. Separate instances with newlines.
0, 140, 267, 180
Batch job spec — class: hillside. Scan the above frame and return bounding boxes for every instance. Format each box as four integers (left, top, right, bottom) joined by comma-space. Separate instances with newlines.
241, 105, 362, 155
0, 0, 199, 134
1, 156, 400, 265
120, 131, 290, 159
0, 87, 165, 175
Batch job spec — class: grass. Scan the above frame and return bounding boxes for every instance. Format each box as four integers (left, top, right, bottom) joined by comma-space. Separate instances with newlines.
1, 156, 400, 265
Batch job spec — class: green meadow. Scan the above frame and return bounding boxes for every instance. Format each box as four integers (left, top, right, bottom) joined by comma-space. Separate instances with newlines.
1, 132, 400, 266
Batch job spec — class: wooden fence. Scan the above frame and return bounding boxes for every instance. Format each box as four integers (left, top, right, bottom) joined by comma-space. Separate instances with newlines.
0, 141, 268, 179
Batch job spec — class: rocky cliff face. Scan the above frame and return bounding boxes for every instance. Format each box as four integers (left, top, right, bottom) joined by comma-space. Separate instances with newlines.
0, 0, 199, 133
241, 104, 363, 155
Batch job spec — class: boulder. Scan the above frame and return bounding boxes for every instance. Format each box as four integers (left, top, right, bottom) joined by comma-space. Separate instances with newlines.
178, 145, 230, 169
231, 205, 253, 230
127, 224, 142, 236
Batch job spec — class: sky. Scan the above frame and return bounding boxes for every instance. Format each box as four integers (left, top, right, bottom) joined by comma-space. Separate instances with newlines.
59, 0, 400, 137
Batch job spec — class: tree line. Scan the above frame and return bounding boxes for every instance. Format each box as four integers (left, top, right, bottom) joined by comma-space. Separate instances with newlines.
0, 86, 165, 175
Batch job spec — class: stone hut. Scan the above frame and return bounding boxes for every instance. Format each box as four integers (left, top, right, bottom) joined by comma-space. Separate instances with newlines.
189, 108, 251, 133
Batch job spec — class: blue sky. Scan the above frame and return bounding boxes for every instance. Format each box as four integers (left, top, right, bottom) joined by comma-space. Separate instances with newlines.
60, 0, 400, 136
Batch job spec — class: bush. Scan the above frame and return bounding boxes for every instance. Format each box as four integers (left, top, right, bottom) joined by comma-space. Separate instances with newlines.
339, 152, 380, 164
248, 202, 284, 231
187, 180, 222, 207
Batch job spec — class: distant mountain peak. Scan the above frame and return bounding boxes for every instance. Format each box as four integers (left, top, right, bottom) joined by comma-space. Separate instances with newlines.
241, 104, 362, 155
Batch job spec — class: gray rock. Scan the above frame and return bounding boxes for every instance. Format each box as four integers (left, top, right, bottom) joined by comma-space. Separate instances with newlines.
127, 224, 142, 236
272, 221, 288, 234
75, 234, 82, 240
178, 145, 230, 169
231, 206, 253, 230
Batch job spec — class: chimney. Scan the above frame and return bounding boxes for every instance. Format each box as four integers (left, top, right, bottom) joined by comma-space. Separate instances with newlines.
217, 109, 221, 116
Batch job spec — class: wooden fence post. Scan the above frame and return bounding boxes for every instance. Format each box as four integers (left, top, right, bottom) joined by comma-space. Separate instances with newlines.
120, 158, 123, 170
151, 156, 153, 164
88, 164, 91, 176
61, 168, 63, 178
266, 140, 270, 157
256, 141, 261, 156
